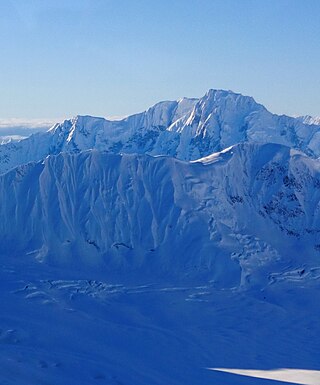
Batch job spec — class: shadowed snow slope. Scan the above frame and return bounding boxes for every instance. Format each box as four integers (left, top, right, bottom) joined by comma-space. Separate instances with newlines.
1, 142, 320, 288
1, 257, 320, 385
1, 89, 320, 174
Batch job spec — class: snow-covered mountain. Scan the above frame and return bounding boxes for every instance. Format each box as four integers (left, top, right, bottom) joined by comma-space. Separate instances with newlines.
1, 89, 320, 174
1, 90, 320, 385
1, 88, 320, 286
1, 142, 319, 288
298, 115, 320, 126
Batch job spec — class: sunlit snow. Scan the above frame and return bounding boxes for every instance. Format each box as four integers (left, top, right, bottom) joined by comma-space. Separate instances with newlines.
210, 368, 320, 385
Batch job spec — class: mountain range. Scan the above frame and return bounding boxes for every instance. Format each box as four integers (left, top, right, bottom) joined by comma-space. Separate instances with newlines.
0, 89, 320, 288
1, 89, 320, 175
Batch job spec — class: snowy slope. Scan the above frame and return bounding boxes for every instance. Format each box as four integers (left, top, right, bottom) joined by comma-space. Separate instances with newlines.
1, 143, 320, 288
1, 89, 320, 174
1, 257, 320, 385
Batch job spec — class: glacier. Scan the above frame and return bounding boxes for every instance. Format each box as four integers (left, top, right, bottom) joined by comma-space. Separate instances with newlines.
1, 89, 320, 384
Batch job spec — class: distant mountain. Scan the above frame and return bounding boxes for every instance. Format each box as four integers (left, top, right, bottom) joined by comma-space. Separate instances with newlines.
0, 135, 27, 144
0, 89, 320, 174
297, 115, 320, 126
1, 142, 319, 288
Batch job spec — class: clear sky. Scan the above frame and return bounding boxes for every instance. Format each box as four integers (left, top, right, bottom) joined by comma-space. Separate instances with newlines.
1, 0, 320, 121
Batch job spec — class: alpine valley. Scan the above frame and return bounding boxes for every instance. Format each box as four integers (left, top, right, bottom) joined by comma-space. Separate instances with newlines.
1, 90, 320, 385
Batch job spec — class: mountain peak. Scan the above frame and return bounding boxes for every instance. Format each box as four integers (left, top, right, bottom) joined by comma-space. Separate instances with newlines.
205, 88, 236, 97
203, 88, 264, 110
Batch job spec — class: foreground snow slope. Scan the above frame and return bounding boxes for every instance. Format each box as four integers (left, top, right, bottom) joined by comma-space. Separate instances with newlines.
1, 89, 320, 174
1, 142, 320, 288
1, 254, 319, 385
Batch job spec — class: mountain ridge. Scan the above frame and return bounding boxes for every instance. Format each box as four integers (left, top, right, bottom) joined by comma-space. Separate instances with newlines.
0, 89, 320, 175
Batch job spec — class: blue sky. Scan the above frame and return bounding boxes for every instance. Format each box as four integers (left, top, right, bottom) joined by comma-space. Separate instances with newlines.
1, 0, 320, 120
